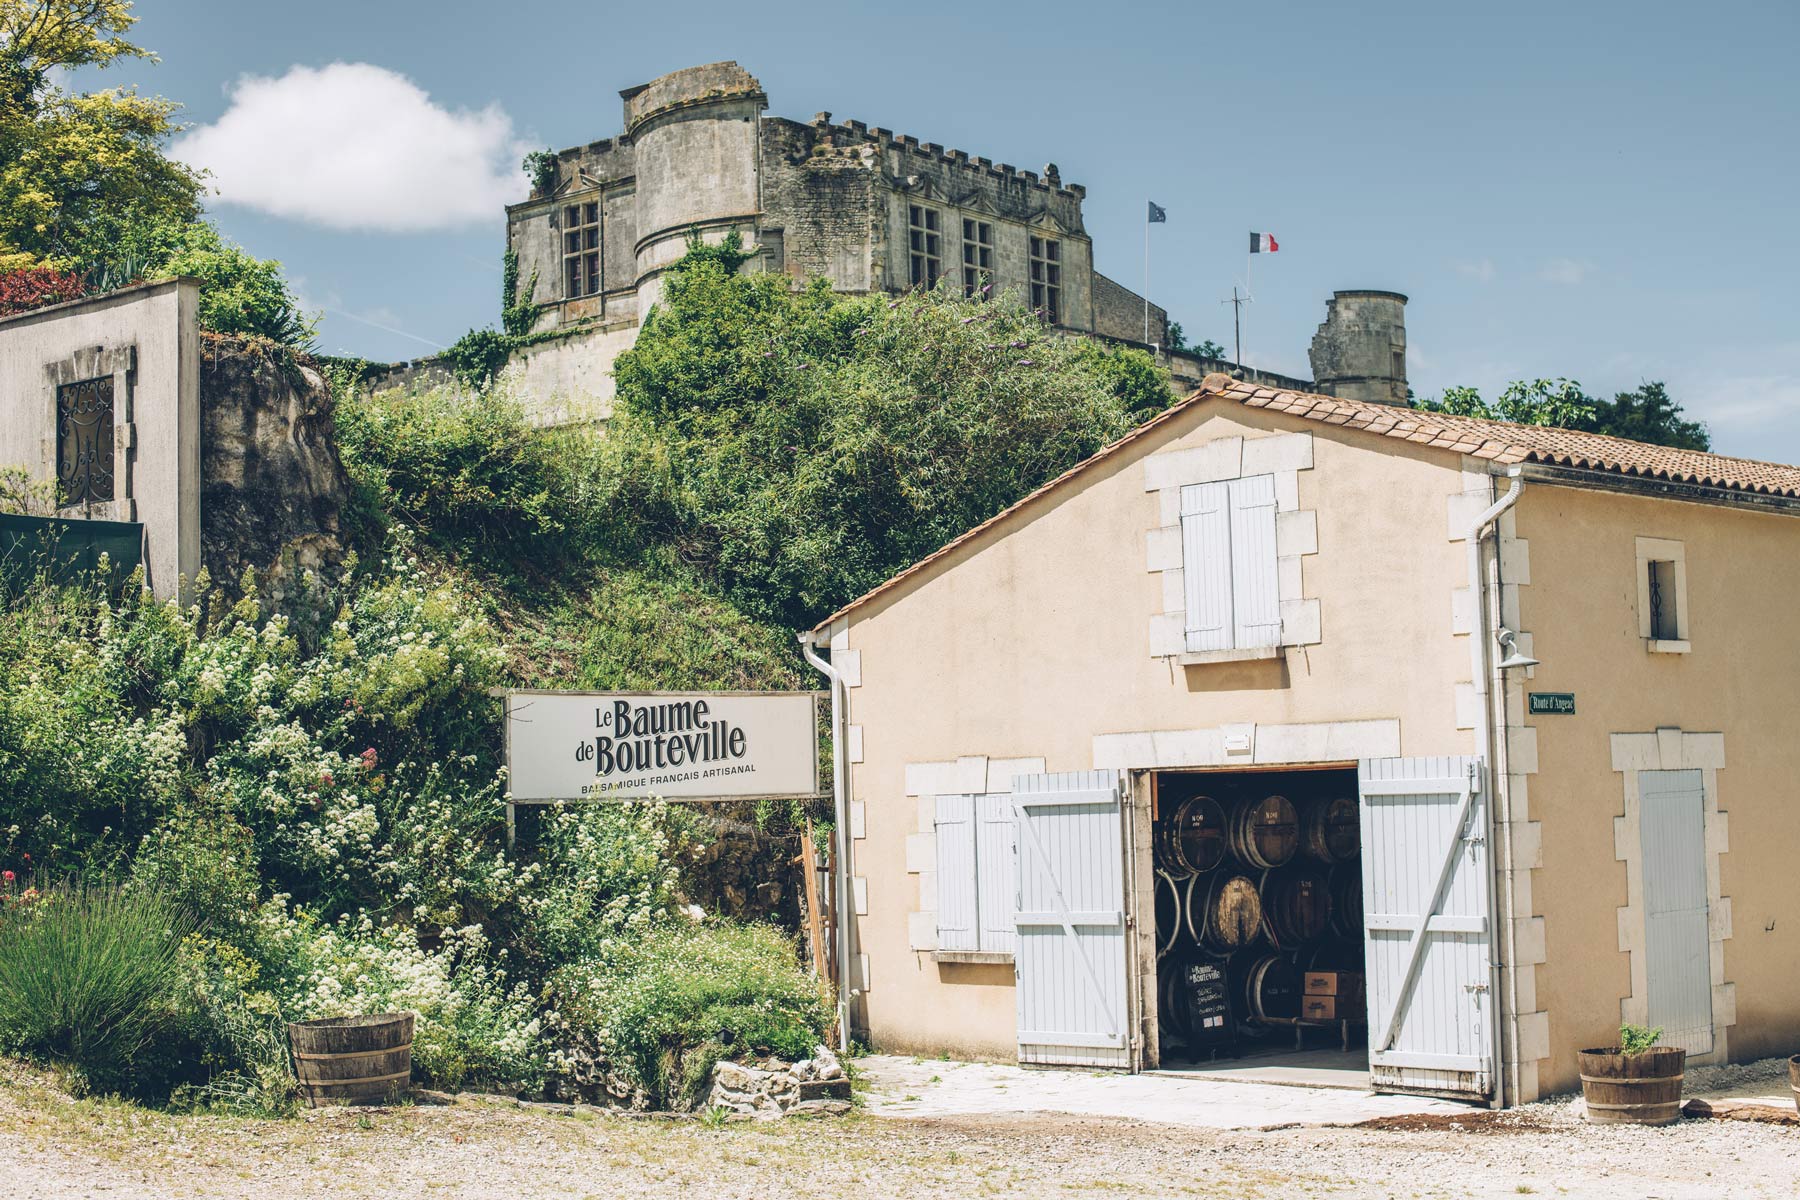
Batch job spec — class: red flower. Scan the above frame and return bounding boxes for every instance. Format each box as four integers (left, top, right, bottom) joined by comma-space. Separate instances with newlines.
2, 870, 14, 884
360, 748, 378, 768
321, 770, 334, 786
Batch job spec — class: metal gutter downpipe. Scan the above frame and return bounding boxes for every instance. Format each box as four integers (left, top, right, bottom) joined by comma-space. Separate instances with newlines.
799, 630, 853, 1054
1466, 469, 1522, 1109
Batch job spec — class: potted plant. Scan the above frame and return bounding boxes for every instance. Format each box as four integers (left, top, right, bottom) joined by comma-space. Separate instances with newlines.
1578, 1023, 1686, 1126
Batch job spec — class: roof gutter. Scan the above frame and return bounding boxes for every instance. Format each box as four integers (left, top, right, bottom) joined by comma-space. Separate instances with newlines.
1466, 468, 1523, 1110
798, 628, 852, 1054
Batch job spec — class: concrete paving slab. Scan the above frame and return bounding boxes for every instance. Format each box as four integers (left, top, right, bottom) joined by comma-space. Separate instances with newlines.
860, 1054, 1475, 1130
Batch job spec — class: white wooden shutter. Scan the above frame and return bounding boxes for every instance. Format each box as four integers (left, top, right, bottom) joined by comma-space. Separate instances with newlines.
1638, 769, 1713, 1055
1359, 756, 1495, 1101
1012, 770, 1130, 1069
934, 794, 979, 952
976, 793, 1018, 955
1180, 481, 1234, 652
1227, 474, 1281, 649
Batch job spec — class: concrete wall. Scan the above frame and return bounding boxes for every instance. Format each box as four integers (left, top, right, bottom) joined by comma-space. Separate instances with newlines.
829, 396, 1480, 1060
0, 278, 200, 597
1512, 482, 1800, 1093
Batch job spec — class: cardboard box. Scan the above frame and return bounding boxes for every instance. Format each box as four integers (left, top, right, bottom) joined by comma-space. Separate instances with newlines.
1301, 995, 1338, 1020
1304, 970, 1364, 997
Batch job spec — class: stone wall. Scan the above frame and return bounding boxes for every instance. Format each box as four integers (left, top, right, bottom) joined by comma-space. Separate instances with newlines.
1092, 271, 1168, 346
197, 335, 352, 593
706, 1046, 849, 1117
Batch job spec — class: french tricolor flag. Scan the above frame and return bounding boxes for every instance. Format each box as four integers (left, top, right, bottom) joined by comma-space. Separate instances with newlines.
1249, 231, 1279, 253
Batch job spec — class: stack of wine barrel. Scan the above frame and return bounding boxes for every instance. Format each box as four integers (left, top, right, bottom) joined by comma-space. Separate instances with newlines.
1155, 786, 1363, 1053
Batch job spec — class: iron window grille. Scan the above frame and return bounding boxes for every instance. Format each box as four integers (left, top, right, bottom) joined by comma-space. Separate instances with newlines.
1647, 559, 1679, 641
56, 376, 115, 506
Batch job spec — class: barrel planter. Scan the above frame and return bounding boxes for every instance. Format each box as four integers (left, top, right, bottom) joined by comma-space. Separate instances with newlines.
290, 1013, 415, 1107
1790, 1054, 1800, 1115
1229, 794, 1300, 868
1577, 1046, 1686, 1126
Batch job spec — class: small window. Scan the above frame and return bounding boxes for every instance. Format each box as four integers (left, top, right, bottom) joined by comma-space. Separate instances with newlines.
1647, 559, 1679, 641
961, 218, 993, 296
1180, 474, 1280, 654
1634, 536, 1689, 651
1029, 234, 1061, 323
562, 200, 602, 298
908, 204, 941, 288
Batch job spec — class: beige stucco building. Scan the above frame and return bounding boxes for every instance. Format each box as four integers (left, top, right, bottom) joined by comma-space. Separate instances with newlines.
805, 373, 1800, 1106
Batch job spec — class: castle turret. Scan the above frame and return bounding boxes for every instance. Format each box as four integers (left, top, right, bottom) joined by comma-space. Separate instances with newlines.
1308, 290, 1408, 406
620, 62, 768, 317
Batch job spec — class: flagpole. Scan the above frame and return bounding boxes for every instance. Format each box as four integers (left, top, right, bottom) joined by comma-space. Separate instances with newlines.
1244, 247, 1252, 372
1143, 215, 1150, 345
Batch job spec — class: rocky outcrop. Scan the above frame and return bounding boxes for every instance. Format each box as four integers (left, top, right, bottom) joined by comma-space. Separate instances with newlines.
706, 1046, 851, 1117
199, 334, 354, 597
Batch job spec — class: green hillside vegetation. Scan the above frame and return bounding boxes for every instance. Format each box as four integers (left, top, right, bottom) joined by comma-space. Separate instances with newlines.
0, 229, 1174, 1109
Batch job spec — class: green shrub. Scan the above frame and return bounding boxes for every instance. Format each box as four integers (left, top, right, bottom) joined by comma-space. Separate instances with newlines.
334, 377, 583, 549
553, 922, 833, 1109
1619, 1022, 1663, 1055
0, 882, 195, 1097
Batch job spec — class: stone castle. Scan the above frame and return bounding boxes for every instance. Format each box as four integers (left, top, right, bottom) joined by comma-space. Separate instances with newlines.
485, 61, 1408, 420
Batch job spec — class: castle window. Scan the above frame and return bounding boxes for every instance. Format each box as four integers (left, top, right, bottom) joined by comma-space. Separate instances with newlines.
962, 218, 993, 296
908, 204, 941, 289
1029, 234, 1061, 323
562, 200, 601, 298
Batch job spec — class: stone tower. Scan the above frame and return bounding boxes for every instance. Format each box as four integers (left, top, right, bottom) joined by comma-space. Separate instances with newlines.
1308, 290, 1409, 406
618, 62, 769, 318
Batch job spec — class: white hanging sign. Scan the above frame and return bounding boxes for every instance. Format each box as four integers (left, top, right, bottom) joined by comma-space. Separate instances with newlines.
502, 690, 821, 803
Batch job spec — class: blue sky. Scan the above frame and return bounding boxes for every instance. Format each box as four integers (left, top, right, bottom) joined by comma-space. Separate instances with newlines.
93, 0, 1799, 460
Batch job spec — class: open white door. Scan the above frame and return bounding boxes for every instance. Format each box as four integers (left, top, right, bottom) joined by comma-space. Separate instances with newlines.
1011, 770, 1131, 1069
1359, 756, 1496, 1101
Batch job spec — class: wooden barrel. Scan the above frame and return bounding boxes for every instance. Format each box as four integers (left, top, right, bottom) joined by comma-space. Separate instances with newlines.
1300, 796, 1360, 863
1158, 956, 1191, 1040
1190, 873, 1262, 954
1160, 795, 1228, 875
1260, 866, 1333, 947
1577, 1046, 1686, 1126
290, 1014, 414, 1107
1228, 794, 1299, 869
1790, 1055, 1800, 1115
1328, 862, 1364, 939
1154, 871, 1186, 955
1241, 953, 1303, 1023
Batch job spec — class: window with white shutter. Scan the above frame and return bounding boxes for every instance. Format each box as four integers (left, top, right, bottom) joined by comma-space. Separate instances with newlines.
935, 792, 1019, 957
1180, 473, 1282, 653
934, 794, 979, 951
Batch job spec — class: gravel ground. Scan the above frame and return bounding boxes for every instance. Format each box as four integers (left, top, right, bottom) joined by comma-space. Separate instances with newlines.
4, 1059, 1796, 1199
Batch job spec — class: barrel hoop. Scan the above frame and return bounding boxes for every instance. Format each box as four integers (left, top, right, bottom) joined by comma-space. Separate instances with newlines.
1582, 1099, 1681, 1112
1579, 1073, 1683, 1086
293, 1045, 413, 1063
299, 1068, 412, 1087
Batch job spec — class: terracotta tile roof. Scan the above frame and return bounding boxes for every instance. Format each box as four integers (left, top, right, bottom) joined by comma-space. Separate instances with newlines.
1209, 374, 1800, 498
810, 374, 1800, 632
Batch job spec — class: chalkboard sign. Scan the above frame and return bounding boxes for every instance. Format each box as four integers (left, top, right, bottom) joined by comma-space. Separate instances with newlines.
1181, 960, 1236, 1052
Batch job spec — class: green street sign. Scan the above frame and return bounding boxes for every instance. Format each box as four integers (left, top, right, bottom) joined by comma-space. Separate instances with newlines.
1528, 692, 1575, 715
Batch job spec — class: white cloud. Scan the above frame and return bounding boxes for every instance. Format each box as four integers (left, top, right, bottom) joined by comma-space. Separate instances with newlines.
176, 63, 525, 232
1539, 257, 1593, 286
1451, 258, 1496, 283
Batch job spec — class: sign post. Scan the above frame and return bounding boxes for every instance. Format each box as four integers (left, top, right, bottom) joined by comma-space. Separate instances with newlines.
500, 689, 823, 848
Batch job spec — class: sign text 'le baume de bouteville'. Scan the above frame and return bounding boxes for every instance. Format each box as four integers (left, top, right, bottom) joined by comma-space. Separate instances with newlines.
503, 690, 819, 802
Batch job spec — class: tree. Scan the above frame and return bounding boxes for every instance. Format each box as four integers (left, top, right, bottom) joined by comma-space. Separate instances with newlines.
1415, 377, 1710, 451
599, 240, 1174, 627
0, 0, 204, 274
